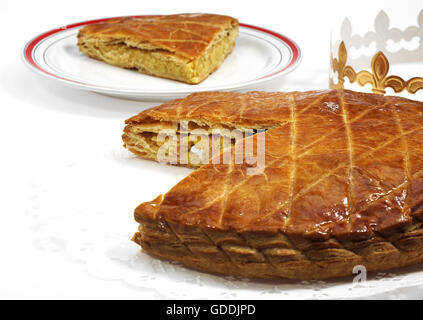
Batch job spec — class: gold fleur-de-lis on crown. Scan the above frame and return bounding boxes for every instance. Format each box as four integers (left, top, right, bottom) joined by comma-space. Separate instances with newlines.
330, 41, 423, 95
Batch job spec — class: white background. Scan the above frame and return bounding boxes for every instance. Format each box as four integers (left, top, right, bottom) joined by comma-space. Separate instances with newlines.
1, 0, 422, 299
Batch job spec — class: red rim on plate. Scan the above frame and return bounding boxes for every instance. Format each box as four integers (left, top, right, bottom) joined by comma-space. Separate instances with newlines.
23, 16, 301, 90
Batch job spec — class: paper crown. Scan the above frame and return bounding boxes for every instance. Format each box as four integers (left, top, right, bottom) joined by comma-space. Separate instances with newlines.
330, 10, 423, 99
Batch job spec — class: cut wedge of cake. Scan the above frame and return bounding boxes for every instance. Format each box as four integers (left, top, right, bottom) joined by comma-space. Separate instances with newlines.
77, 14, 238, 84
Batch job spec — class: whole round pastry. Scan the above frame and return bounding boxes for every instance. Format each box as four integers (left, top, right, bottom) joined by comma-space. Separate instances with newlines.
128, 89, 423, 280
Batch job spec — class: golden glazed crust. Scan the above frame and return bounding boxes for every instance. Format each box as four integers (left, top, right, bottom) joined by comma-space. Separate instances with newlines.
77, 14, 239, 84
129, 89, 423, 279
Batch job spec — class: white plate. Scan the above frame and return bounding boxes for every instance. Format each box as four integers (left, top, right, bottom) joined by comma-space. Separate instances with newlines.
22, 16, 301, 100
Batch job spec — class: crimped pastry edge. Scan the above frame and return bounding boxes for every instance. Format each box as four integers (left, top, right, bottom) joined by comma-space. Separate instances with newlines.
133, 214, 423, 280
